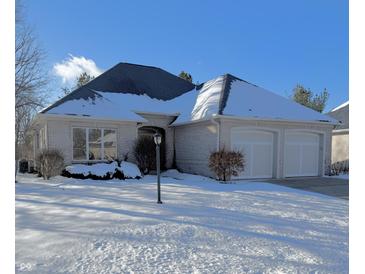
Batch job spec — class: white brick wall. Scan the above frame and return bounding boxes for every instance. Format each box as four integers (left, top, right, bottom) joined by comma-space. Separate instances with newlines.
174, 121, 218, 177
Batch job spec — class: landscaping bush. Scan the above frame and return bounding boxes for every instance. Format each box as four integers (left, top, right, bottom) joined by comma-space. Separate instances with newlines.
61, 161, 141, 180
209, 148, 245, 181
133, 136, 156, 174
36, 149, 65, 180
112, 169, 125, 180
327, 160, 349, 176
61, 169, 85, 179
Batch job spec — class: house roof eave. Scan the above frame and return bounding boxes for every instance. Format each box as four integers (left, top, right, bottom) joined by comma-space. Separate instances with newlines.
38, 113, 146, 123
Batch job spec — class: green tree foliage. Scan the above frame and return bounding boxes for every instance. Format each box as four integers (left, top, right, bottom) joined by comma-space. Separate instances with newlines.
291, 84, 329, 113
179, 71, 193, 83
61, 72, 95, 96
76, 72, 95, 88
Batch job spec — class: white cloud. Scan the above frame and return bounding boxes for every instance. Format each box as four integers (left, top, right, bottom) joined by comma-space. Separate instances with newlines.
53, 54, 103, 85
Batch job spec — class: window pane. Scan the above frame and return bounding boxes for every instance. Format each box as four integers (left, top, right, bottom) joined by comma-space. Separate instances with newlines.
103, 129, 117, 160
73, 128, 86, 160
89, 128, 102, 160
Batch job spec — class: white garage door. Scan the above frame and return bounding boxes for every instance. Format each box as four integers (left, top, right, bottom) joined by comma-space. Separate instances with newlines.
231, 130, 274, 179
284, 132, 320, 177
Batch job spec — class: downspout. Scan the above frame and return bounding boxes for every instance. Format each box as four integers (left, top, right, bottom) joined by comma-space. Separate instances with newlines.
211, 117, 220, 151
33, 130, 36, 164
172, 126, 177, 169
136, 122, 144, 138
45, 120, 49, 149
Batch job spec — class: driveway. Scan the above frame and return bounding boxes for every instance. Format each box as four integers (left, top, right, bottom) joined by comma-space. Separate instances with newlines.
264, 177, 349, 200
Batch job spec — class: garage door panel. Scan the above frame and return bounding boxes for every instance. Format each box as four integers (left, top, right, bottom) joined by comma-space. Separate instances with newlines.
231, 130, 274, 179
284, 132, 320, 177
301, 145, 319, 175
232, 131, 272, 143
233, 143, 252, 178
252, 144, 273, 177
286, 133, 319, 144
284, 144, 301, 177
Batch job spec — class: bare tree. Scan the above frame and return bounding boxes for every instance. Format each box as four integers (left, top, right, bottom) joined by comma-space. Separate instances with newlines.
16, 28, 47, 110
15, 1, 48, 172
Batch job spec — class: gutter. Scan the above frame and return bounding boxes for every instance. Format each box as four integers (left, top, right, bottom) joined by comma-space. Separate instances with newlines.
169, 117, 212, 127
133, 110, 180, 117
333, 128, 349, 134
213, 114, 340, 126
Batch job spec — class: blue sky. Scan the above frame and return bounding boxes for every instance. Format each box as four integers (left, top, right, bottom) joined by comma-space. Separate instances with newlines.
26, 0, 348, 111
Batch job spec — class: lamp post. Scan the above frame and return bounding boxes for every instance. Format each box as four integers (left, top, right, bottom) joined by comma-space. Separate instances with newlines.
154, 133, 162, 204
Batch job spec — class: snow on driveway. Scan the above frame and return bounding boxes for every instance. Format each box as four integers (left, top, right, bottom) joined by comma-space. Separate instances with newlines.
16, 172, 348, 274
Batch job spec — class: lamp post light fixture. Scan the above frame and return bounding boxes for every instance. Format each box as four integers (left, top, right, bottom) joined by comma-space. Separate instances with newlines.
154, 133, 162, 204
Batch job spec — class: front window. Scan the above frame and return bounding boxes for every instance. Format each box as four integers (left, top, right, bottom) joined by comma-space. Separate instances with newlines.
88, 128, 102, 160
72, 128, 117, 161
73, 128, 87, 160
103, 129, 117, 160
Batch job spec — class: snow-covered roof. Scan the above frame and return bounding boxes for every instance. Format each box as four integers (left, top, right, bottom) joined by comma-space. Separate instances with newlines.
186, 74, 337, 124
330, 101, 349, 112
219, 75, 337, 123
46, 89, 199, 123
43, 63, 337, 125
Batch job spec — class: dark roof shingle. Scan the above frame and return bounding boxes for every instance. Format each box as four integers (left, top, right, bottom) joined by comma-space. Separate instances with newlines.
42, 62, 195, 113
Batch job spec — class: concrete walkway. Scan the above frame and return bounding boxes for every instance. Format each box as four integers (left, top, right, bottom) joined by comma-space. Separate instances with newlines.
264, 177, 349, 200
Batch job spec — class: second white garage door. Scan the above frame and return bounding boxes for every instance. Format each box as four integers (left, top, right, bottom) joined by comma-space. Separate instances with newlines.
284, 132, 320, 177
231, 129, 274, 179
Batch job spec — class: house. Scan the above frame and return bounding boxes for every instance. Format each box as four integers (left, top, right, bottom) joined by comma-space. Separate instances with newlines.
327, 101, 349, 168
29, 63, 338, 179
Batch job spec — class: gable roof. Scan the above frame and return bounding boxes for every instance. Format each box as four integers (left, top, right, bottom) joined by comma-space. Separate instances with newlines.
41, 62, 195, 113
42, 63, 337, 124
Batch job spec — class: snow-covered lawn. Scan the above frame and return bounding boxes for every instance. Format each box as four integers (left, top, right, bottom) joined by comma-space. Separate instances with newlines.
16, 171, 348, 273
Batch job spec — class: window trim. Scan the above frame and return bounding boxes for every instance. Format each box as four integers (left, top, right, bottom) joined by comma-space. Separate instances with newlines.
71, 127, 118, 162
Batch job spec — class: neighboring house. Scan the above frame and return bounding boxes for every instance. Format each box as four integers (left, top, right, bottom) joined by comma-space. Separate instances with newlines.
29, 63, 338, 179
327, 101, 349, 167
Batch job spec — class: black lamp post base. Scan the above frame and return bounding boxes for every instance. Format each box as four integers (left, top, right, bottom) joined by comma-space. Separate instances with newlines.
157, 201, 163, 204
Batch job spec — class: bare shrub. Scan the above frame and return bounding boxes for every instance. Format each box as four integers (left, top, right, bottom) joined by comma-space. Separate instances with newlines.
209, 148, 245, 181
36, 149, 64, 180
133, 136, 156, 174
327, 160, 349, 176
